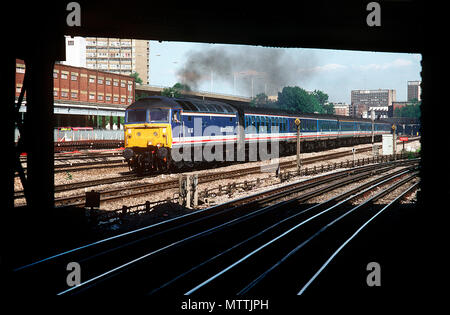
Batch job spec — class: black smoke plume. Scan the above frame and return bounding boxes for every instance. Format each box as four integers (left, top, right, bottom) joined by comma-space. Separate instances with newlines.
176, 45, 317, 97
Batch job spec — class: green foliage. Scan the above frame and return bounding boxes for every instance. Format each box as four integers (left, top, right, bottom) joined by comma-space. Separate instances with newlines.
250, 93, 268, 107
311, 90, 328, 107
394, 103, 421, 119
173, 83, 192, 92
277, 86, 329, 114
130, 72, 142, 84
161, 82, 192, 98
322, 103, 335, 115
135, 92, 149, 101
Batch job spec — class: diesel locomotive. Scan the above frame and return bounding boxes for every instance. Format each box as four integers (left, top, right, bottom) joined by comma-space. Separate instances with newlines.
123, 96, 391, 173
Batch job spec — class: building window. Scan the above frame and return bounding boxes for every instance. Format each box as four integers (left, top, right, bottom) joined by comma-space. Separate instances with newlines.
105, 95, 111, 102
54, 91, 58, 97
113, 81, 119, 86
61, 73, 67, 80
71, 92, 78, 99
113, 96, 118, 102
61, 91, 68, 98
127, 84, 132, 91
120, 97, 125, 103
71, 74, 77, 81
120, 81, 125, 88
89, 94, 95, 100
53, 72, 58, 79
106, 79, 111, 86
89, 77, 95, 83
98, 78, 103, 84
98, 95, 103, 101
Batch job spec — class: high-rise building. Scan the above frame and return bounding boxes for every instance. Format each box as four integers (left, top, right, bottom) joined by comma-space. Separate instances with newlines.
407, 81, 421, 101
62, 36, 86, 68
64, 36, 150, 84
350, 89, 396, 117
351, 89, 396, 107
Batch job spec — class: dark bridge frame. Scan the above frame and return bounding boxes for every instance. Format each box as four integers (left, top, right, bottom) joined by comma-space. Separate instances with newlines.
3, 1, 438, 242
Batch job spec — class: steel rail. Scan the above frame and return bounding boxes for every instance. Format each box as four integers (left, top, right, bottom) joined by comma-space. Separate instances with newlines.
59, 164, 418, 295
149, 167, 418, 295
238, 173, 419, 295
14, 159, 418, 275
184, 169, 418, 295
297, 180, 420, 295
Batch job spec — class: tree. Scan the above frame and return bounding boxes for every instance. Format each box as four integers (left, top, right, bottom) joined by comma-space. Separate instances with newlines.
250, 93, 269, 107
312, 90, 328, 107
161, 87, 181, 98
277, 86, 321, 114
173, 82, 191, 92
161, 82, 192, 98
130, 72, 143, 85
394, 103, 421, 119
394, 98, 421, 119
323, 102, 335, 115
135, 92, 149, 101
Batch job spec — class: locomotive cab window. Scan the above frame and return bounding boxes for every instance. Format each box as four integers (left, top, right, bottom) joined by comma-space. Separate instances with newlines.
126, 109, 147, 123
149, 108, 169, 122
172, 111, 180, 123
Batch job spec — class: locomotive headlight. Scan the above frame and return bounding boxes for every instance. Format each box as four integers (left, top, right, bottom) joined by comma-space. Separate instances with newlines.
153, 131, 158, 136
162, 128, 166, 134
148, 141, 152, 145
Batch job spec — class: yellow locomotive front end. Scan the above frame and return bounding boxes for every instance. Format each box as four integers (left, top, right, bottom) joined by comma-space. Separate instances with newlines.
124, 123, 171, 149
123, 100, 175, 173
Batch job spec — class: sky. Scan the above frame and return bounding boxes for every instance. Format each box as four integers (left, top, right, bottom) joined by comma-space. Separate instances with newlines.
148, 40, 421, 104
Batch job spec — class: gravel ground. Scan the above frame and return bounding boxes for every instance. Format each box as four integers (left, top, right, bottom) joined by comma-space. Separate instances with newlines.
14, 140, 421, 209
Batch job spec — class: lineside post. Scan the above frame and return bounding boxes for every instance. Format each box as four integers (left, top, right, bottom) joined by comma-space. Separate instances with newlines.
295, 118, 301, 174
192, 174, 198, 208
392, 124, 397, 161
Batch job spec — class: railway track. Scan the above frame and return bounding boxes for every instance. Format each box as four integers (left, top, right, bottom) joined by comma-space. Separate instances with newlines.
18, 152, 127, 175
16, 147, 408, 206
11, 159, 419, 295
16, 137, 420, 176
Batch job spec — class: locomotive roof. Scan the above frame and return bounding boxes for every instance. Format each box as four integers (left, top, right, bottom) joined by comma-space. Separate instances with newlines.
126, 96, 183, 110
127, 96, 237, 114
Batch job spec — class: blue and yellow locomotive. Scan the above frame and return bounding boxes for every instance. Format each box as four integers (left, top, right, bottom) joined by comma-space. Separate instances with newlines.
123, 96, 391, 173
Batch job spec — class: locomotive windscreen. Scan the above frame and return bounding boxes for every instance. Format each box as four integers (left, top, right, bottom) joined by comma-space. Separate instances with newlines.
126, 109, 147, 123
149, 108, 169, 122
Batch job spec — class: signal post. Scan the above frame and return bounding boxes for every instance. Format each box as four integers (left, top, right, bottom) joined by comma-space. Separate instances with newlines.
295, 118, 301, 173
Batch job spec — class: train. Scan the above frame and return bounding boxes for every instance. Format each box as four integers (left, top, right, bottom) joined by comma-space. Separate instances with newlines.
123, 96, 392, 173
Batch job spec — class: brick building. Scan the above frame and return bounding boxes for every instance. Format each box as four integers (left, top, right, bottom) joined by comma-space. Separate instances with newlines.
15, 59, 135, 128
